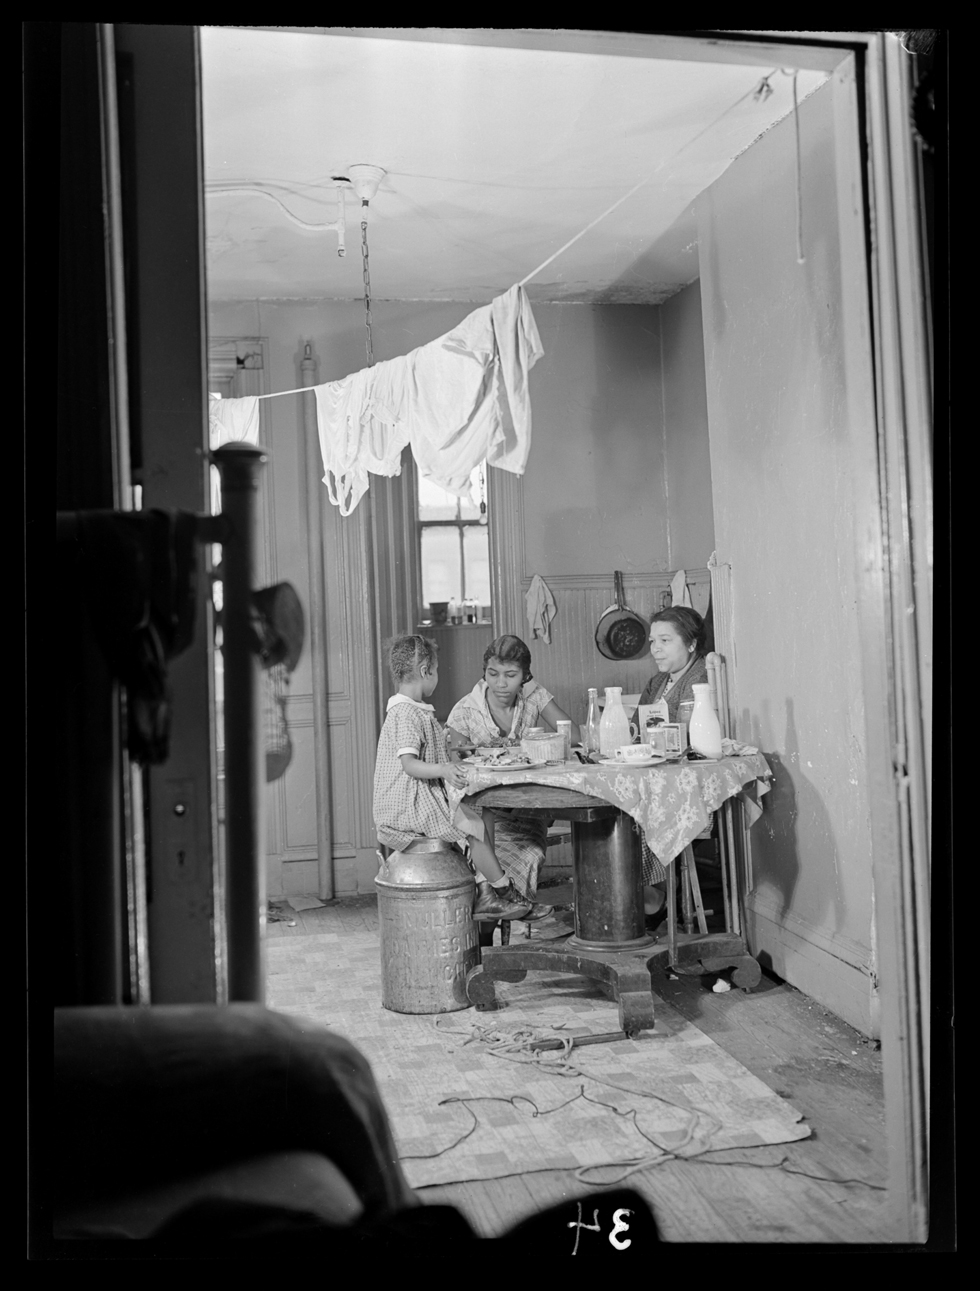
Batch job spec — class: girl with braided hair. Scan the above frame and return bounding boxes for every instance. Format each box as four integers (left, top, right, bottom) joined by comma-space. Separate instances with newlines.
373, 634, 534, 920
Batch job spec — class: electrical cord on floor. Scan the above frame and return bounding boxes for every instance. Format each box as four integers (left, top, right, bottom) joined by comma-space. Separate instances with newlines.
429, 1018, 721, 1179
427, 1017, 886, 1192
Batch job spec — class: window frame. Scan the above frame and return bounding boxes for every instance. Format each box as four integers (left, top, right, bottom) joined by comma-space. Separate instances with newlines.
415, 468, 489, 609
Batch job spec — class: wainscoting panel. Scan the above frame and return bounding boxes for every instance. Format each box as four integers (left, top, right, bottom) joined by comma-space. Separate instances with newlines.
493, 570, 711, 726
488, 468, 712, 724
325, 717, 354, 851
282, 721, 317, 852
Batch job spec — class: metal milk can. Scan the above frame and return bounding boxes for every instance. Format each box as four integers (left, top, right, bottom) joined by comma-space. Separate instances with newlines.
374, 839, 480, 1014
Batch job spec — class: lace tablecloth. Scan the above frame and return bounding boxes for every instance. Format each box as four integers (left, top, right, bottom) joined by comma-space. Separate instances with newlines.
450, 752, 772, 866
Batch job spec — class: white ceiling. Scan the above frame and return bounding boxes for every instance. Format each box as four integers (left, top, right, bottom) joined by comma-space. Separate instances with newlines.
201, 28, 830, 305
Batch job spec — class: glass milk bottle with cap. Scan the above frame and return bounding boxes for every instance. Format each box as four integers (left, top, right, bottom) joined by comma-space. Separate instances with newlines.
599, 687, 632, 755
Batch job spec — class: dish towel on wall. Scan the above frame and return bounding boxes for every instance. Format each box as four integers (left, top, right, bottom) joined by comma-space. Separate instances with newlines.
670, 569, 692, 609
525, 574, 558, 645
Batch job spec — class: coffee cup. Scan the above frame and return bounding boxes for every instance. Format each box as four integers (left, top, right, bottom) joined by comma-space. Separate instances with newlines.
616, 743, 655, 762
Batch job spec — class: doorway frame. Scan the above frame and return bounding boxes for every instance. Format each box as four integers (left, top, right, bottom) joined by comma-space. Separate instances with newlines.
304, 26, 933, 1243
191, 25, 933, 1241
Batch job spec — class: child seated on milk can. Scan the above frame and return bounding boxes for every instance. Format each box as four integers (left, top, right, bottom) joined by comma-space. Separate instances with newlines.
373, 634, 534, 920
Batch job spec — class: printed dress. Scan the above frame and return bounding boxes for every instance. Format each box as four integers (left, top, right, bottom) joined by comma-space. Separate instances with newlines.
373, 695, 470, 852
446, 680, 555, 900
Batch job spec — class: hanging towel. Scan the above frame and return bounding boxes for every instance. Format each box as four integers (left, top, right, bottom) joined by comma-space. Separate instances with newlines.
670, 569, 692, 609
208, 396, 260, 449
525, 575, 558, 645
312, 286, 544, 514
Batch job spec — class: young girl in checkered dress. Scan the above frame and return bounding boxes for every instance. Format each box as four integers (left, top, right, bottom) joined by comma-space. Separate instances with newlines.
373, 635, 534, 921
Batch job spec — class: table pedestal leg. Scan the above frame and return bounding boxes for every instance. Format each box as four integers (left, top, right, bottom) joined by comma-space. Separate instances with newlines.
466, 942, 657, 1036
465, 929, 761, 1034
567, 811, 655, 952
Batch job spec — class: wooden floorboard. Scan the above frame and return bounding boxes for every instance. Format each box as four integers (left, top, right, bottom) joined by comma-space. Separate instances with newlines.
267, 892, 889, 1243
419, 957, 888, 1242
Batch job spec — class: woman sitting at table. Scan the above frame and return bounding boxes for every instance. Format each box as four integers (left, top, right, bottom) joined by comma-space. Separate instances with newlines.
636, 606, 709, 927
446, 634, 578, 908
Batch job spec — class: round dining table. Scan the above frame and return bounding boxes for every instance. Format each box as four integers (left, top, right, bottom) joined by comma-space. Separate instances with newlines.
451, 750, 772, 1035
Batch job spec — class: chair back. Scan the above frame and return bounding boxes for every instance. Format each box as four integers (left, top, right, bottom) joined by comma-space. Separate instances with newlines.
705, 652, 732, 740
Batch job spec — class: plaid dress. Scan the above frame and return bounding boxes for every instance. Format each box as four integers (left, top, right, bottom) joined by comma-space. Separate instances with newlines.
373, 696, 468, 852
446, 680, 556, 900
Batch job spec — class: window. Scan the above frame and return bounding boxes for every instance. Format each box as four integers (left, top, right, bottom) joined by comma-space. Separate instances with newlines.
417, 464, 490, 615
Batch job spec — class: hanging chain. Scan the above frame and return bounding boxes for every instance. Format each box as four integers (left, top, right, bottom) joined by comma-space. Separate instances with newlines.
360, 204, 375, 368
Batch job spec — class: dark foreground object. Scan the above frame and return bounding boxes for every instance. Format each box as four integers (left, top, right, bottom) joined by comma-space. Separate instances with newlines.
52, 1188, 662, 1257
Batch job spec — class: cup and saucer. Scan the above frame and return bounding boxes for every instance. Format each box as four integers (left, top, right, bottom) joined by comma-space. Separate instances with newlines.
599, 744, 668, 769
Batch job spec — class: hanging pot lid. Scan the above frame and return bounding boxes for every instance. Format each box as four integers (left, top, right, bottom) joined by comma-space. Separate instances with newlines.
595, 571, 649, 661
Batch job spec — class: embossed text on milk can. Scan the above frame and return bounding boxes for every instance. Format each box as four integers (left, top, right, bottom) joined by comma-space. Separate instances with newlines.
375, 839, 480, 1013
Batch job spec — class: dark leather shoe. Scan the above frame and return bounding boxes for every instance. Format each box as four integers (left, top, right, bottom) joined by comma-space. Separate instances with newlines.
519, 902, 555, 921
474, 880, 532, 921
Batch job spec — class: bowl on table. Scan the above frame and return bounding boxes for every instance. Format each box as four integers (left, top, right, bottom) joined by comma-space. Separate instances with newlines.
520, 731, 566, 764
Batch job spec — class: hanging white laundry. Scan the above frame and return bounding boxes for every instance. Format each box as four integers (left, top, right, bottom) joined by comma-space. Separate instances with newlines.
208, 396, 260, 449
311, 287, 544, 513
487, 285, 543, 475
670, 569, 693, 609
525, 574, 558, 645
314, 369, 409, 516
406, 303, 501, 496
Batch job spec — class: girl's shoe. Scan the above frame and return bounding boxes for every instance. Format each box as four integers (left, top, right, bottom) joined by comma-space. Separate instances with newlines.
474, 880, 532, 921
520, 902, 555, 921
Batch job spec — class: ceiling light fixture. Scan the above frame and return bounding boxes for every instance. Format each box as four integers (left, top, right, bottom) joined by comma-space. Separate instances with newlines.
347, 164, 386, 207
346, 166, 386, 368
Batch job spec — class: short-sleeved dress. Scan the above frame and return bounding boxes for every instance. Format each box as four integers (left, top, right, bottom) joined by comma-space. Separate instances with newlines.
446, 679, 556, 900
636, 654, 709, 884
373, 695, 476, 852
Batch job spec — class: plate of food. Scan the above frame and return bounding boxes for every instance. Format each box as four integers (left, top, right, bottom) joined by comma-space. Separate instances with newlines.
462, 751, 533, 770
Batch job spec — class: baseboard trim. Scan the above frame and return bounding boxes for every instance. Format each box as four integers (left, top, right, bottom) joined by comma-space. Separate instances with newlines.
356, 847, 382, 895
745, 899, 877, 1037
746, 891, 873, 975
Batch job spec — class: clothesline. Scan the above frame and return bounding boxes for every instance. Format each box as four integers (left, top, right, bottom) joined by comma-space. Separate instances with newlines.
233, 65, 788, 409
211, 68, 802, 513
516, 69, 784, 289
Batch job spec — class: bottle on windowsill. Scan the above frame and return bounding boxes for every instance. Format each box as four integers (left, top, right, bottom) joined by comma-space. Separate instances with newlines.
583, 688, 601, 755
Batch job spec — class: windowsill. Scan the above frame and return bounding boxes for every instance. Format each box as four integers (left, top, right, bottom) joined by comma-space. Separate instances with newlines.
417, 621, 493, 629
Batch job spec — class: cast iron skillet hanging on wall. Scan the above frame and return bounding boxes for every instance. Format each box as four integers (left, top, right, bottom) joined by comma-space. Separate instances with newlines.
595, 571, 649, 660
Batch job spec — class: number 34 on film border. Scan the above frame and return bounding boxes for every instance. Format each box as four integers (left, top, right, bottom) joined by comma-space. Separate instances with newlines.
568, 1203, 633, 1254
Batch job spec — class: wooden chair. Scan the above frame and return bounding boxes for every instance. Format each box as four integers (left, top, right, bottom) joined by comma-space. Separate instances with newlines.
666, 651, 744, 957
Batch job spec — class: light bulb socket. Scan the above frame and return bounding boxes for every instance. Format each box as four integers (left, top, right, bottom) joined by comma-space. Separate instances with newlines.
348, 164, 386, 204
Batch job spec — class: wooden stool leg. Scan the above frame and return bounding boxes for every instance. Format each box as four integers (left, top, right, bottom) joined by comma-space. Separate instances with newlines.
681, 850, 694, 934
683, 844, 709, 935
667, 858, 679, 964
500, 920, 511, 947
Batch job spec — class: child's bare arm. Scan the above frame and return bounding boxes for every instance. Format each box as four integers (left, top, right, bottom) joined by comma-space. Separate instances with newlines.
399, 753, 468, 789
